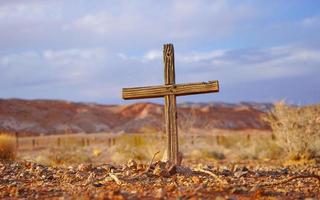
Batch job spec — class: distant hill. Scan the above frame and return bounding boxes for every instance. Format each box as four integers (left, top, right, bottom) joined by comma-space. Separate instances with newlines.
0, 99, 272, 136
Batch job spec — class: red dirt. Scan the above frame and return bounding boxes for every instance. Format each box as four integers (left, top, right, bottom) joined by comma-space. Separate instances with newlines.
0, 160, 319, 199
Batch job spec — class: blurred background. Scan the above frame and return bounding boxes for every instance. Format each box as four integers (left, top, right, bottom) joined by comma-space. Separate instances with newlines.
0, 0, 319, 105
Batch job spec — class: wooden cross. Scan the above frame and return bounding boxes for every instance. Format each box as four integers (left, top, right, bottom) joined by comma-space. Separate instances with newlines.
122, 44, 219, 165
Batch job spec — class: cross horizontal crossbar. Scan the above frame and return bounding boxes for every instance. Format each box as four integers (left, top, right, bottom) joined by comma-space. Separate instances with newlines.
122, 80, 219, 100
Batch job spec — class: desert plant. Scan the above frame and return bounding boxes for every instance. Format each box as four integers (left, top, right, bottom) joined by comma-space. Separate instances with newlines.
0, 133, 17, 160
265, 102, 320, 160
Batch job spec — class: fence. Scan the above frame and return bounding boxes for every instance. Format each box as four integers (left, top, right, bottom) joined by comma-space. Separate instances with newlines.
14, 130, 272, 151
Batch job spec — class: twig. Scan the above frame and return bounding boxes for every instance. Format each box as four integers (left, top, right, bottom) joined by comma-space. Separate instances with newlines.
109, 173, 122, 185
148, 151, 160, 171
193, 168, 227, 184
123, 151, 161, 181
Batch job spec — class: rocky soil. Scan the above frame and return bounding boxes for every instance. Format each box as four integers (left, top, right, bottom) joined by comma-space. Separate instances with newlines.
0, 160, 319, 199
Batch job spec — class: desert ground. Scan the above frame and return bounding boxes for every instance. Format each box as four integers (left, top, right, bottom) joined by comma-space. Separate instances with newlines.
0, 130, 319, 199
0, 103, 320, 199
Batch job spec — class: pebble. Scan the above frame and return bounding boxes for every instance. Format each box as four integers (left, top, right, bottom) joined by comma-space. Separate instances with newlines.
127, 159, 137, 169
155, 188, 166, 199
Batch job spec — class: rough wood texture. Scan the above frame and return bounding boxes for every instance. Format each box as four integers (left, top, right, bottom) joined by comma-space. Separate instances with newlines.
122, 81, 219, 100
165, 94, 178, 164
163, 44, 178, 164
122, 43, 220, 165
164, 44, 175, 85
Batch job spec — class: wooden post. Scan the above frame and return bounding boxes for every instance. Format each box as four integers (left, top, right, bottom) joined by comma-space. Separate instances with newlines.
81, 138, 85, 147
15, 132, 19, 149
86, 138, 90, 146
164, 44, 179, 164
108, 138, 111, 146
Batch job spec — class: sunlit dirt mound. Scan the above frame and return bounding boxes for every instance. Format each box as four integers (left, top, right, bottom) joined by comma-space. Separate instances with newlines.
0, 99, 271, 135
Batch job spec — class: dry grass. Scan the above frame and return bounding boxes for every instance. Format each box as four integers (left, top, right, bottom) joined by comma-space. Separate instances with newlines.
265, 102, 320, 160
180, 131, 281, 161
0, 133, 16, 160
110, 134, 165, 163
16, 131, 281, 165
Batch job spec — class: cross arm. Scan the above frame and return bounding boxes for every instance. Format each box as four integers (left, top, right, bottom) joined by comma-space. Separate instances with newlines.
122, 80, 219, 100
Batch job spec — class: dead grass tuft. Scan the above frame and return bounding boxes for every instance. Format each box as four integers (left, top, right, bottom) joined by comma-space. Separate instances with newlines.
0, 133, 16, 160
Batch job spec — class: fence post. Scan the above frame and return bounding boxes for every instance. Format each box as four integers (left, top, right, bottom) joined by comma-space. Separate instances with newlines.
246, 134, 251, 141
216, 135, 220, 145
15, 132, 19, 149
86, 138, 90, 146
81, 138, 85, 147
108, 138, 111, 146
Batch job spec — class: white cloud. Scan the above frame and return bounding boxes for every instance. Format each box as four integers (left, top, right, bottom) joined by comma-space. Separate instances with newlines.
301, 16, 320, 28
64, 0, 254, 46
0, 48, 109, 86
120, 44, 320, 87
0, 1, 62, 21
178, 50, 226, 63
143, 50, 162, 61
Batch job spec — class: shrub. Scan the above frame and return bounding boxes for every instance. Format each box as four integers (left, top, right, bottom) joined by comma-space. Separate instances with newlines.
0, 133, 17, 160
265, 102, 320, 160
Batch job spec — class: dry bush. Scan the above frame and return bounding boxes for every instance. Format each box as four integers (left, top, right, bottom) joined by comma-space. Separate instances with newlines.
0, 133, 16, 160
265, 102, 320, 160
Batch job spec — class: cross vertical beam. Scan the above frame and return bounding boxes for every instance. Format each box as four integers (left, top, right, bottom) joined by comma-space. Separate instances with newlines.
122, 43, 219, 166
163, 44, 179, 164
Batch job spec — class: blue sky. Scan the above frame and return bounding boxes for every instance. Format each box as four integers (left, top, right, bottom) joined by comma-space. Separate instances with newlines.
0, 0, 319, 105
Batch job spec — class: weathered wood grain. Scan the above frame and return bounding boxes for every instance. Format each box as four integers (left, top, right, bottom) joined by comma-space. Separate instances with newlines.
164, 44, 175, 85
164, 44, 177, 164
121, 43, 220, 165
122, 81, 219, 100
165, 94, 178, 164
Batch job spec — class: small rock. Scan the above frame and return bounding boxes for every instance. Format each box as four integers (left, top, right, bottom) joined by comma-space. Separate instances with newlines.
77, 164, 92, 172
155, 188, 166, 199
234, 166, 249, 178
137, 163, 144, 171
279, 168, 289, 174
101, 164, 116, 172
215, 196, 225, 200
241, 166, 249, 172
175, 166, 193, 176
127, 159, 137, 169
153, 164, 168, 177
220, 169, 232, 176
192, 176, 202, 184
93, 182, 103, 187
231, 186, 248, 194
234, 170, 248, 178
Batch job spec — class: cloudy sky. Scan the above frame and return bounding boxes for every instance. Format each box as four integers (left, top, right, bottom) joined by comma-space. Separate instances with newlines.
0, 0, 319, 105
